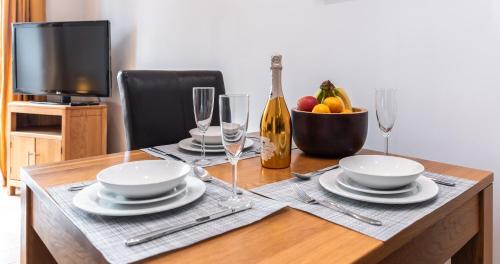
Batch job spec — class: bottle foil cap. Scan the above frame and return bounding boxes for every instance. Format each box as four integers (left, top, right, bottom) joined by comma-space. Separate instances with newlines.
271, 55, 282, 69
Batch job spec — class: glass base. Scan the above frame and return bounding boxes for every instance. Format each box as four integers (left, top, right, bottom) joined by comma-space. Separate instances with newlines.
193, 158, 212, 166
218, 195, 253, 209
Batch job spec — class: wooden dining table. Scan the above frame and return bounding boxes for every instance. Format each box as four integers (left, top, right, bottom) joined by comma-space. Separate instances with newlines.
20, 148, 493, 264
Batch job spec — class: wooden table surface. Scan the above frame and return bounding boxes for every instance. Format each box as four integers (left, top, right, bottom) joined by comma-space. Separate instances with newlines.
20, 149, 493, 264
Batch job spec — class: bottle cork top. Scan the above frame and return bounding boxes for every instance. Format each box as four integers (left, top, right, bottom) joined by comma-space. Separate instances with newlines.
271, 55, 282, 69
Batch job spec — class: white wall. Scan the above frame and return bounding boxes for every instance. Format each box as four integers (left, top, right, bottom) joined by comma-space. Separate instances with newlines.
47, 0, 500, 259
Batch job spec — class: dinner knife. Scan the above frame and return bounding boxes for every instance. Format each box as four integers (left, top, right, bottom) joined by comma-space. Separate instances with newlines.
125, 204, 253, 246
148, 147, 186, 163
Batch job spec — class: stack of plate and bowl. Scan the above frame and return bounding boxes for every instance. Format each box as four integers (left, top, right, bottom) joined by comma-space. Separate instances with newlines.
318, 155, 439, 204
177, 126, 254, 153
73, 160, 206, 216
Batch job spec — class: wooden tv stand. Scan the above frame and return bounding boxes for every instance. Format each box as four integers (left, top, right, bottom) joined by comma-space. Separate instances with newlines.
6, 101, 107, 195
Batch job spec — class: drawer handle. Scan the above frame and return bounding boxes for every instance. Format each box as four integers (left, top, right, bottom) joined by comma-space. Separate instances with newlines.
27, 152, 37, 165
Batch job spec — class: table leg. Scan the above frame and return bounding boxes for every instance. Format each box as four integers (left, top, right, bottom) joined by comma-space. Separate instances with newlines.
452, 184, 493, 264
21, 182, 56, 264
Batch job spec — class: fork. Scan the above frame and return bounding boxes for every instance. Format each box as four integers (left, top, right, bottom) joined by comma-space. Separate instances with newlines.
68, 183, 93, 191
292, 183, 382, 226
426, 177, 456, 187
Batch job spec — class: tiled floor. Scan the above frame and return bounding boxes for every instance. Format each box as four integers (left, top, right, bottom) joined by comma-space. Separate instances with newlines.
0, 187, 20, 264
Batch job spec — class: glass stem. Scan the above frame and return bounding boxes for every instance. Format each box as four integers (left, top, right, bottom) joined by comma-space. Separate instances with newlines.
384, 134, 389, 155
231, 161, 238, 198
201, 133, 206, 161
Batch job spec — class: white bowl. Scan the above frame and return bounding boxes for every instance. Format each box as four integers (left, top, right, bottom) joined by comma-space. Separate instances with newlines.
339, 155, 425, 189
189, 126, 222, 145
96, 160, 191, 199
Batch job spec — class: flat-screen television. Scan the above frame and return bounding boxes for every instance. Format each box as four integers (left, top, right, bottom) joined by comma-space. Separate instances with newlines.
12, 20, 110, 99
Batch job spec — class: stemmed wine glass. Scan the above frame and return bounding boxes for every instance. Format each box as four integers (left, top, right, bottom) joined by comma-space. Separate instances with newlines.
192, 87, 215, 166
218, 94, 253, 209
375, 88, 397, 155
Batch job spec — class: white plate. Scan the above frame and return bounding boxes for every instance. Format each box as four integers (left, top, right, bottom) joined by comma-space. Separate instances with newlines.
189, 138, 224, 149
97, 181, 187, 205
178, 138, 254, 153
73, 176, 206, 216
189, 126, 222, 145
97, 160, 191, 199
339, 155, 425, 189
336, 171, 417, 195
319, 169, 438, 204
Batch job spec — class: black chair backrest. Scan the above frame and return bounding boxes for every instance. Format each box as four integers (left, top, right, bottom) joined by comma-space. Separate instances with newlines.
117, 70, 226, 150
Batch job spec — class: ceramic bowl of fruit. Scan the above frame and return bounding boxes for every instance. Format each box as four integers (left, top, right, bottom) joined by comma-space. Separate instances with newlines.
292, 80, 368, 158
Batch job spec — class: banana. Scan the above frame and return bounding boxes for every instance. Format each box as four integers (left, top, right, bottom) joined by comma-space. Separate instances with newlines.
315, 80, 353, 111
334, 87, 352, 111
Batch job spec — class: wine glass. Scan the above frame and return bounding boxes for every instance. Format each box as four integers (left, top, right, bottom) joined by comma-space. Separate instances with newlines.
218, 94, 253, 209
192, 87, 215, 166
375, 88, 397, 155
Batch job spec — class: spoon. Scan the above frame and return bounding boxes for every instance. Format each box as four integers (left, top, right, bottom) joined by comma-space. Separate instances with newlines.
193, 166, 213, 182
192, 166, 243, 195
292, 165, 340, 180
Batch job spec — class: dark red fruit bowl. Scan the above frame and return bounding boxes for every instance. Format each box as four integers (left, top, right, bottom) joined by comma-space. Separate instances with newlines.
291, 107, 368, 158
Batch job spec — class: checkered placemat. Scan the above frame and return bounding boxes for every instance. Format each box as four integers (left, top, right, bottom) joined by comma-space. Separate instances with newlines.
48, 178, 286, 264
251, 171, 476, 241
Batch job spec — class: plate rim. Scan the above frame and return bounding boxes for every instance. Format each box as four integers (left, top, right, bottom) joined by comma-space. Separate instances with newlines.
96, 181, 187, 205
319, 170, 438, 204
189, 138, 224, 148
178, 138, 254, 153
336, 171, 417, 195
73, 176, 206, 216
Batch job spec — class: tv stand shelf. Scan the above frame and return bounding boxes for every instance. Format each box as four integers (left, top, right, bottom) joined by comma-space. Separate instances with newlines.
6, 101, 107, 195
11, 126, 62, 139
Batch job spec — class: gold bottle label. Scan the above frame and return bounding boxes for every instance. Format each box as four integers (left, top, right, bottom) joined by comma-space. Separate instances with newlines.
260, 136, 277, 161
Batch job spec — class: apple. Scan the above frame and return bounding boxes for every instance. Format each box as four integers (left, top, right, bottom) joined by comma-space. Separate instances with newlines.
297, 96, 318, 112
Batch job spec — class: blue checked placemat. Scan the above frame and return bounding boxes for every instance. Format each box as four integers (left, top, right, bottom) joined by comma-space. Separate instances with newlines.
251, 170, 476, 241
48, 177, 286, 264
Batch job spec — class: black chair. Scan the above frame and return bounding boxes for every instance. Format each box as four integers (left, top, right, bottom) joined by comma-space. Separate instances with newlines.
117, 70, 226, 150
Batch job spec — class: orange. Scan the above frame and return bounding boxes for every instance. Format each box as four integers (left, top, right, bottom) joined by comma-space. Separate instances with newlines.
323, 96, 345, 113
341, 108, 353, 114
311, 104, 331, 114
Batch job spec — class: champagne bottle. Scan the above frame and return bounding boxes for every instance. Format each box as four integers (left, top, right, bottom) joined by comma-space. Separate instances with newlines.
260, 55, 292, 169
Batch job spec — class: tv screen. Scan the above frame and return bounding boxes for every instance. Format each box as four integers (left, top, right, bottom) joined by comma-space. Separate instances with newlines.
12, 21, 110, 97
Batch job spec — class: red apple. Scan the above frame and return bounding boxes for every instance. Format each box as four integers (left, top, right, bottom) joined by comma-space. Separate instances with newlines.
297, 96, 318, 112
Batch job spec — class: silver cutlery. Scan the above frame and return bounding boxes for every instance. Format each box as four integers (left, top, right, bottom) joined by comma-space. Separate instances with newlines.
426, 177, 456, 187
242, 150, 261, 156
148, 147, 186, 163
292, 183, 382, 226
246, 135, 261, 141
224, 150, 260, 162
292, 164, 340, 180
68, 183, 93, 191
125, 203, 253, 246
194, 167, 243, 195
